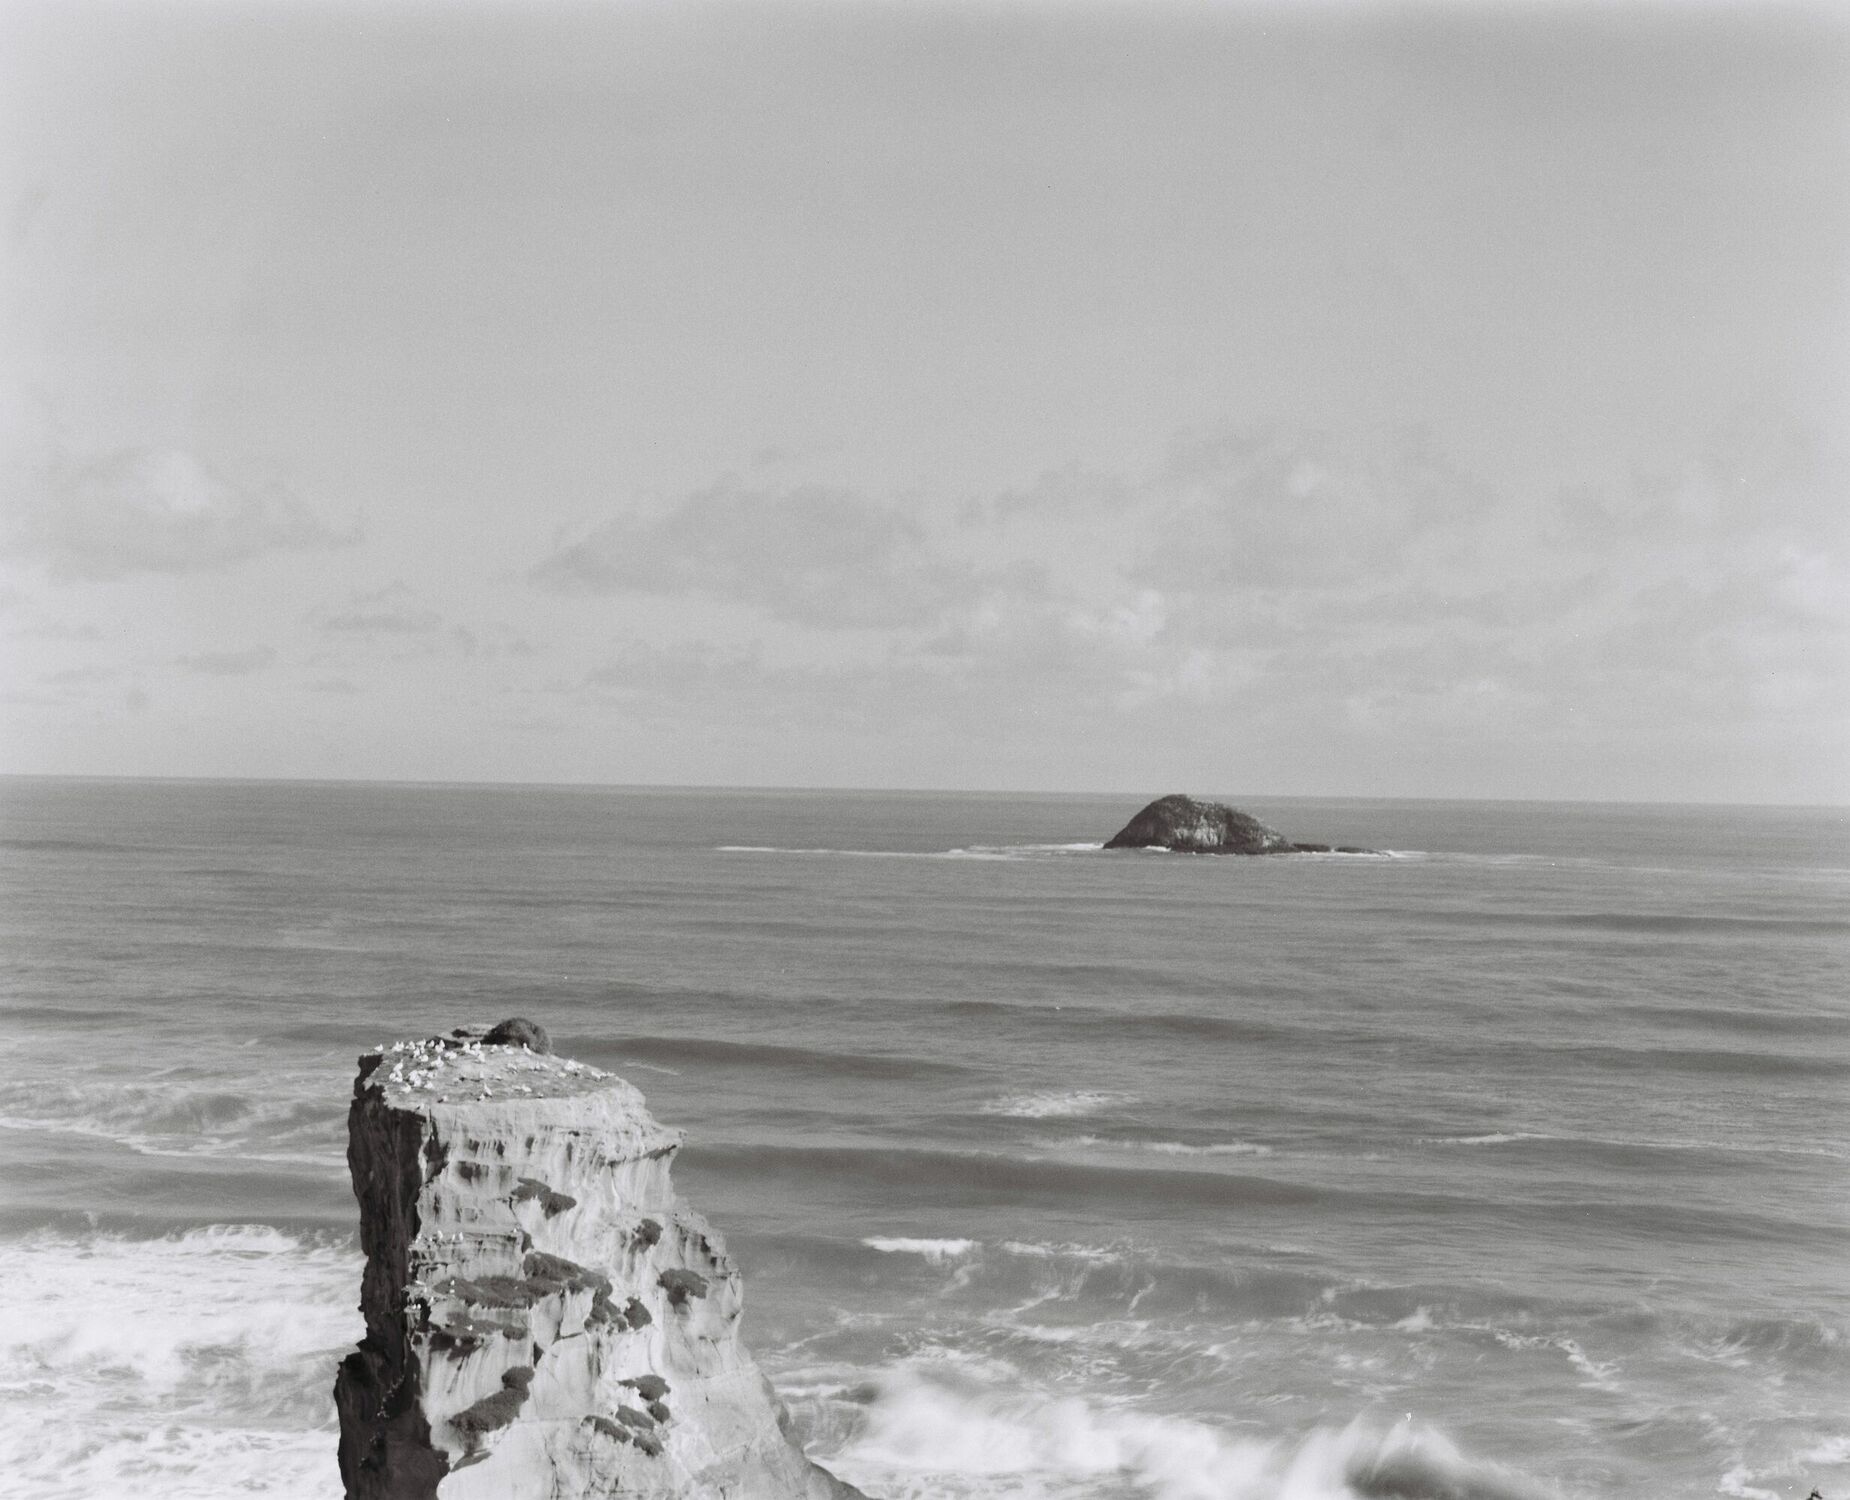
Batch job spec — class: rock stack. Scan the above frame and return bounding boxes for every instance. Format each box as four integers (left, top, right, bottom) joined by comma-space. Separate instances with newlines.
334, 1020, 863, 1500
1103, 794, 1382, 855
1103, 793, 1297, 854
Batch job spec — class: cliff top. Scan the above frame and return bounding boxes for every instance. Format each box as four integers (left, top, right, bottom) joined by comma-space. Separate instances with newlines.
356, 1025, 628, 1111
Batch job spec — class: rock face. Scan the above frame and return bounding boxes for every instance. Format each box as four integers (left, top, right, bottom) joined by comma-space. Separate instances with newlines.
1104, 794, 1297, 854
335, 1023, 864, 1500
1105, 795, 1385, 855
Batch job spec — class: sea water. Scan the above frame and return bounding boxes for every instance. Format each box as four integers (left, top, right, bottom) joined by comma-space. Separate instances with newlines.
1, 779, 1845, 1500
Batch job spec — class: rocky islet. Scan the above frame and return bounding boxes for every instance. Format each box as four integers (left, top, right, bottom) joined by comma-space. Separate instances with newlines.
1104, 793, 1382, 855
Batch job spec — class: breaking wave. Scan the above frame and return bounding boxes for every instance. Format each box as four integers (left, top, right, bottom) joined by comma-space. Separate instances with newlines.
864, 1237, 981, 1263
790, 1357, 1554, 1500
0, 1077, 344, 1166
981, 1090, 1131, 1119
596, 1034, 970, 1081
715, 842, 1103, 861
0, 1224, 361, 1499
1049, 1134, 1275, 1158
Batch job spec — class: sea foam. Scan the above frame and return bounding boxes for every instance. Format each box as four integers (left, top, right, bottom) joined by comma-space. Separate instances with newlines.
864, 1236, 980, 1263
798, 1357, 1553, 1500
0, 1224, 361, 1498
982, 1090, 1129, 1119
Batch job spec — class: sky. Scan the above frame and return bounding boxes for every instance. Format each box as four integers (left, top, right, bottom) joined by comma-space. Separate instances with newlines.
1, 0, 1845, 802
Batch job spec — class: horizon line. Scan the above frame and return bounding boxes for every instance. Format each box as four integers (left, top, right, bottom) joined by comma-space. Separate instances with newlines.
0, 770, 1843, 814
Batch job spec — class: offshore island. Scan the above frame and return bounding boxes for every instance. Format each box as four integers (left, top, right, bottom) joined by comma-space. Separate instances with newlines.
1104, 793, 1380, 855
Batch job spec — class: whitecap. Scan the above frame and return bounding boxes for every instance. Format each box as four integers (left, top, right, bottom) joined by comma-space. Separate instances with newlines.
1040, 1134, 1273, 1158
1422, 1132, 1556, 1147
787, 1357, 1554, 1500
0, 1224, 362, 1499
999, 1240, 1126, 1264
863, 1237, 979, 1263
1143, 1139, 1273, 1158
1719, 1465, 1783, 1500
981, 1090, 1129, 1119
718, 841, 1105, 861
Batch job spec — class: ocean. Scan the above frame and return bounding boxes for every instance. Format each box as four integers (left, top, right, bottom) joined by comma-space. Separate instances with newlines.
1, 778, 1845, 1500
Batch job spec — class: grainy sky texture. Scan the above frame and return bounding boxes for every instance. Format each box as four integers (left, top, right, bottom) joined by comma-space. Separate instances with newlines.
2, 1, 1846, 800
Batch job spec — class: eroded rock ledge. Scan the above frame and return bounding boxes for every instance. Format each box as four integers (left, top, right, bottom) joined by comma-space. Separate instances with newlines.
335, 1020, 864, 1500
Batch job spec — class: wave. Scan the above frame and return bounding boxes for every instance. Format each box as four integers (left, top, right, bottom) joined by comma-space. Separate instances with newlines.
1483, 1326, 1624, 1395
1139, 1010, 1304, 1044
1422, 1129, 1850, 1163
0, 1118, 346, 1171
0, 836, 140, 854
948, 842, 1105, 858
758, 1232, 1380, 1327
939, 999, 1313, 1051
1412, 907, 1850, 937
589, 1034, 970, 1080
717, 844, 919, 856
1610, 1001, 1849, 1038
690, 1141, 1389, 1214
715, 842, 1104, 861
980, 1090, 1130, 1119
1672, 1315, 1847, 1380
863, 1237, 980, 1263
0, 1223, 360, 1499
773, 1227, 1850, 1386
943, 963, 1289, 1006
788, 1357, 1553, 1500
3, 1003, 138, 1028
996, 1239, 1130, 1264
696, 1140, 1846, 1249
1546, 1041, 1850, 1080
0, 1078, 345, 1165
1049, 1134, 1274, 1158
744, 1231, 1146, 1310
1126, 1138, 1271, 1158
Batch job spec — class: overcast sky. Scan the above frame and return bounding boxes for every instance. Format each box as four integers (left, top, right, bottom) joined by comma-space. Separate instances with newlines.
2, 1, 1845, 801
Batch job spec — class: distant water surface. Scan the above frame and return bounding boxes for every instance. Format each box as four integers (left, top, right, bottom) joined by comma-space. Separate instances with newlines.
1, 780, 1846, 1499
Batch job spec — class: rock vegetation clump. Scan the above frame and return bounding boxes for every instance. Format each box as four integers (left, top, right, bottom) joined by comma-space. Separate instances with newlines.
658, 1268, 710, 1308
482, 1016, 552, 1053
452, 1366, 534, 1440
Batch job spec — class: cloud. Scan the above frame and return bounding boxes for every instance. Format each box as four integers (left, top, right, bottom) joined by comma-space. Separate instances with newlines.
531, 480, 978, 629
307, 584, 537, 665
175, 645, 276, 675
582, 640, 766, 695
567, 639, 906, 738
963, 463, 1139, 526
10, 180, 50, 250
1132, 425, 1492, 589
15, 620, 106, 641
893, 419, 1849, 765
314, 589, 445, 636
42, 665, 118, 686
7, 447, 358, 580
